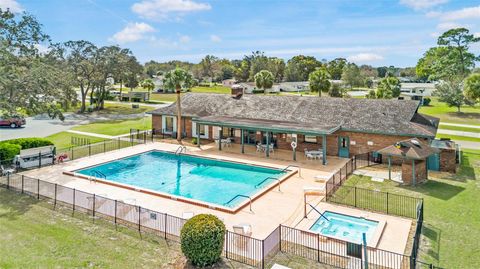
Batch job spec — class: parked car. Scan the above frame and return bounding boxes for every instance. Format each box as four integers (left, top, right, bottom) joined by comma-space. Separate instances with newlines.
0, 116, 26, 128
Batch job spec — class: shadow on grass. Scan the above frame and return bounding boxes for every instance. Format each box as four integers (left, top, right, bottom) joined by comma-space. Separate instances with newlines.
421, 223, 442, 265
399, 180, 465, 201
0, 188, 39, 221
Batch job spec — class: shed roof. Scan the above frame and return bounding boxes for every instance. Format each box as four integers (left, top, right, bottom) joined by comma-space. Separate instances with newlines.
150, 93, 438, 137
377, 138, 440, 160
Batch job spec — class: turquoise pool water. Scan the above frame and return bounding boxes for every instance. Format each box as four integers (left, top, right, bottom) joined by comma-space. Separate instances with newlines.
310, 211, 378, 244
76, 151, 285, 208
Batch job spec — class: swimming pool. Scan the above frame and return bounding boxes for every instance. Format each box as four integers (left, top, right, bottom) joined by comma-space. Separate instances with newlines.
75, 151, 286, 210
310, 211, 379, 244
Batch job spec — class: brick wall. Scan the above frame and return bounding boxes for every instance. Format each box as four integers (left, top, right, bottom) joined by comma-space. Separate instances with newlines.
439, 148, 457, 173
152, 115, 162, 132
402, 159, 427, 185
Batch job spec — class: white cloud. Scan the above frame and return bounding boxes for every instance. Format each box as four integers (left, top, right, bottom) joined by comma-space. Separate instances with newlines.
347, 53, 384, 63
429, 5, 480, 21
110, 22, 155, 43
179, 35, 190, 43
0, 0, 24, 13
210, 34, 221, 42
474, 32, 480, 38
437, 22, 464, 30
34, 44, 50, 54
400, 0, 448, 10
132, 0, 211, 20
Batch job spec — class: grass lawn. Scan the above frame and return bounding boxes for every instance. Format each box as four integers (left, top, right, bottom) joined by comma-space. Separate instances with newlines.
419, 97, 480, 126
340, 149, 480, 268
191, 85, 231, 94
435, 133, 480, 142
150, 93, 177, 102
100, 103, 154, 114
0, 188, 181, 269
46, 132, 107, 149
71, 118, 152, 136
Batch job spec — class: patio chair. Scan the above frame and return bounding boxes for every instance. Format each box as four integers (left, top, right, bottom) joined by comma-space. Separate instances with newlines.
182, 212, 194, 219
269, 143, 275, 153
256, 144, 263, 152
1, 165, 15, 176
233, 223, 252, 249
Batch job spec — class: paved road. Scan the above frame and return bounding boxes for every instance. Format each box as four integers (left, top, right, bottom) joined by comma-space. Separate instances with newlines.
454, 140, 480, 150
439, 122, 480, 129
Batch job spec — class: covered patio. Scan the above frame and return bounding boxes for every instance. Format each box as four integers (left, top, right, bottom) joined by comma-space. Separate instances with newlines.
192, 116, 341, 165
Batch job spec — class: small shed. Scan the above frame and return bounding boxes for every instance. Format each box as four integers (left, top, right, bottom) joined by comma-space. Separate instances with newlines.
377, 138, 440, 186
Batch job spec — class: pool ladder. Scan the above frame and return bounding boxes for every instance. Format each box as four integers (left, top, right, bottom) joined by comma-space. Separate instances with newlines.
282, 164, 301, 177
255, 177, 282, 192
224, 194, 253, 212
90, 170, 106, 181
175, 146, 187, 155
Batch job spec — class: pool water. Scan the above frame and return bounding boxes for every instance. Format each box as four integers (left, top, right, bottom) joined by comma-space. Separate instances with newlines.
310, 211, 379, 244
76, 151, 285, 208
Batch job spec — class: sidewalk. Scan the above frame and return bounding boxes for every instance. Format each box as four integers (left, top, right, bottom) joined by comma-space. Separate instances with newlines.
437, 129, 480, 138
439, 122, 480, 129
65, 130, 131, 139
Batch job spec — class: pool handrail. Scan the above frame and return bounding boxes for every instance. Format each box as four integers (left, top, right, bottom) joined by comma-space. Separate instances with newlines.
282, 164, 301, 177
224, 194, 252, 211
174, 146, 187, 155
308, 203, 330, 222
91, 170, 106, 180
255, 177, 281, 192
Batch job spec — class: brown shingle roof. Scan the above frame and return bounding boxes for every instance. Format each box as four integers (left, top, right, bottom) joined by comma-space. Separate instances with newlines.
377, 138, 440, 160
150, 93, 438, 137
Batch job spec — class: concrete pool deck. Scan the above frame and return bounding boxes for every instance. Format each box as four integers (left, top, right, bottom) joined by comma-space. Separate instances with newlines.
20, 141, 411, 254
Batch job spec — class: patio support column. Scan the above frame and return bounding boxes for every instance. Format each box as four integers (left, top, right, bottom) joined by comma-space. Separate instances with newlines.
241, 129, 245, 154
388, 156, 391, 180
293, 134, 296, 161
218, 127, 222, 151
266, 132, 270, 158
322, 134, 327, 165
196, 123, 200, 147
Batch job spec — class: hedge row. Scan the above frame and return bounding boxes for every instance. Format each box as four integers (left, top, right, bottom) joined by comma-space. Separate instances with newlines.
0, 138, 54, 161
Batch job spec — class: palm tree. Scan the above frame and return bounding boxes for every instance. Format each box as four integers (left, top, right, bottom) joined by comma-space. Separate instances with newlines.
163, 68, 194, 142
141, 79, 155, 99
254, 70, 274, 95
309, 67, 331, 97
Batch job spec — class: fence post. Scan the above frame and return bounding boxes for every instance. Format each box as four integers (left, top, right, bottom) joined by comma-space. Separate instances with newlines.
6, 173, 9, 189
386, 192, 389, 214
72, 188, 76, 215
37, 178, 40, 199
21, 175, 24, 193
367, 152, 370, 166
54, 183, 57, 209
114, 200, 117, 224
262, 239, 265, 269
117, 137, 120, 149
38, 152, 42, 168
104, 140, 106, 153
71, 147, 74, 160
354, 187, 357, 207
164, 213, 168, 239
225, 232, 229, 259
92, 194, 96, 219
89, 144, 91, 156
279, 225, 282, 252
317, 233, 320, 263
138, 206, 141, 232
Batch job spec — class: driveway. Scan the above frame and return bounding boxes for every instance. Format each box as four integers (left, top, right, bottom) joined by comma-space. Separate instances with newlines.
0, 116, 83, 141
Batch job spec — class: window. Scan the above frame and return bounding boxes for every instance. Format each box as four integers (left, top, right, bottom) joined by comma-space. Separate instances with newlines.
341, 138, 347, 148
222, 127, 235, 138
164, 116, 174, 133
304, 135, 317, 143
192, 122, 209, 138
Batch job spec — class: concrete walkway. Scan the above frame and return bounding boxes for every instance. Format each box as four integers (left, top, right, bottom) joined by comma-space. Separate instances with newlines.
65, 130, 131, 139
454, 140, 480, 150
437, 129, 480, 138
440, 122, 480, 129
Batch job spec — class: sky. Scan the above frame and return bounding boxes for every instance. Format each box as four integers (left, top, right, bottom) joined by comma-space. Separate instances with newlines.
1, 0, 480, 67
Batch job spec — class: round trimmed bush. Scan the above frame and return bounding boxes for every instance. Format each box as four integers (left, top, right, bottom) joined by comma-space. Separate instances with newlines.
180, 214, 226, 267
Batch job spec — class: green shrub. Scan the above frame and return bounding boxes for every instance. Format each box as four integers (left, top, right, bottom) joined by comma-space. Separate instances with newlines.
1, 138, 53, 150
0, 143, 22, 161
0, 138, 54, 161
191, 137, 198, 145
180, 214, 226, 267
423, 97, 431, 106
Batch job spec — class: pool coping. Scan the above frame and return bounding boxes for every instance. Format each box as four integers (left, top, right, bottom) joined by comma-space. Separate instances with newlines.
309, 209, 386, 248
62, 149, 298, 214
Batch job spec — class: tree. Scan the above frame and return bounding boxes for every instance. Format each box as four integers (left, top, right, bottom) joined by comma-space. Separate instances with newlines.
435, 78, 468, 112
199, 55, 220, 81
364, 77, 373, 88
415, 47, 449, 81
464, 73, 480, 103
326, 58, 347, 80
285, 55, 321, 81
268, 57, 286, 82
328, 83, 345, 97
141, 78, 155, 95
341, 63, 364, 88
366, 89, 376, 99
377, 66, 388, 78
0, 9, 70, 118
254, 70, 274, 94
308, 67, 331, 97
437, 28, 480, 78
163, 68, 194, 141
376, 76, 401, 99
